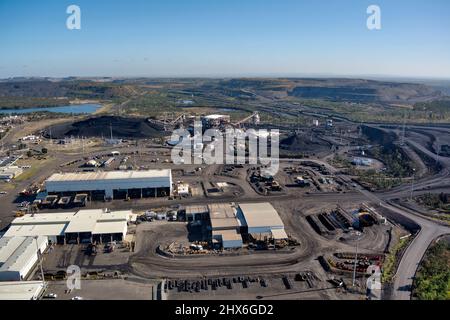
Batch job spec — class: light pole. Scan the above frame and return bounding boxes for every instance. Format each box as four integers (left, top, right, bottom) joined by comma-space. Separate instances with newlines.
352, 231, 361, 287
410, 168, 416, 201
34, 236, 45, 284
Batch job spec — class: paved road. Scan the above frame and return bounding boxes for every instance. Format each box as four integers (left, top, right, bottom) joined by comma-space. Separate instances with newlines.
359, 187, 450, 299
381, 203, 449, 300
365, 125, 450, 300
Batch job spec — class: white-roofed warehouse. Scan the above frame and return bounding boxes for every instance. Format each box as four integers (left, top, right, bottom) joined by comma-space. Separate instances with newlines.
237, 202, 288, 240
0, 236, 48, 281
3, 209, 132, 245
45, 169, 172, 200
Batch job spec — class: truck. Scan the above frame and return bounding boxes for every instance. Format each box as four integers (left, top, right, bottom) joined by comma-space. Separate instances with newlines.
104, 241, 116, 253
86, 243, 97, 256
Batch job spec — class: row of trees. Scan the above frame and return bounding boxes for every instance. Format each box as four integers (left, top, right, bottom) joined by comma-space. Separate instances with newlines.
417, 193, 450, 212
414, 241, 450, 300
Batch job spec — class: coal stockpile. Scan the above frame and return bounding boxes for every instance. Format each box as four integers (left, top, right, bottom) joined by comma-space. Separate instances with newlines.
280, 132, 331, 154
43, 116, 165, 139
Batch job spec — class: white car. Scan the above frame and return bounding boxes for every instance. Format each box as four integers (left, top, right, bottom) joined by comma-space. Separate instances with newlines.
43, 293, 58, 299
71, 296, 83, 300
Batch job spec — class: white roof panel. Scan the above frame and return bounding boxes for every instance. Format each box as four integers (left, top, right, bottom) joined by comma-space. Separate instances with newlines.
93, 221, 127, 235
46, 169, 171, 182
3, 224, 66, 237
0, 236, 47, 272
238, 203, 284, 229
65, 211, 102, 233
12, 212, 76, 225
6, 209, 132, 236
271, 228, 288, 240
0, 281, 46, 300
213, 229, 242, 241
0, 236, 26, 264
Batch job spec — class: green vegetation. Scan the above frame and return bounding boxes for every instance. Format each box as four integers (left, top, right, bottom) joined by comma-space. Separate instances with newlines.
0, 97, 70, 109
414, 240, 450, 300
382, 237, 411, 283
416, 193, 450, 213
125, 91, 178, 115
414, 99, 450, 113
290, 97, 450, 124
371, 146, 413, 178
0, 80, 134, 109
332, 146, 411, 191
330, 154, 352, 168
1, 78, 449, 123
354, 169, 403, 190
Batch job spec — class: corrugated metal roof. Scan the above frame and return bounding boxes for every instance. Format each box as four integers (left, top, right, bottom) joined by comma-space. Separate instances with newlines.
3, 224, 66, 237
97, 211, 129, 222
185, 205, 208, 215
238, 203, 284, 228
12, 212, 77, 225
59, 209, 102, 233
0, 281, 46, 300
208, 203, 240, 230
214, 229, 242, 242
6, 210, 131, 237
0, 236, 26, 265
93, 221, 126, 235
271, 228, 288, 240
46, 169, 171, 182
0, 236, 47, 272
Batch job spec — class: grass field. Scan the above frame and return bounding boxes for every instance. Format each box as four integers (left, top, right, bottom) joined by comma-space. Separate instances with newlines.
14, 156, 55, 182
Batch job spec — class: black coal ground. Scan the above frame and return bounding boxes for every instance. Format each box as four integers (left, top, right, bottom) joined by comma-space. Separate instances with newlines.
43, 116, 165, 139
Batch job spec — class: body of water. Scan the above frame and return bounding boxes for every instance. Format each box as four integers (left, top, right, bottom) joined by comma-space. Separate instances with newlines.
0, 103, 102, 115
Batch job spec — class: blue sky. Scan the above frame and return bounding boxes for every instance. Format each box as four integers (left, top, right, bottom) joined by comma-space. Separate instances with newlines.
0, 0, 449, 78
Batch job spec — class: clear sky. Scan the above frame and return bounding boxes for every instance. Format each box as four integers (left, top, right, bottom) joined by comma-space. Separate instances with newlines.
0, 0, 449, 79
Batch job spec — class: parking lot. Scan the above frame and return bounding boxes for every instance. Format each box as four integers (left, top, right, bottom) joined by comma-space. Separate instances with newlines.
167, 273, 349, 300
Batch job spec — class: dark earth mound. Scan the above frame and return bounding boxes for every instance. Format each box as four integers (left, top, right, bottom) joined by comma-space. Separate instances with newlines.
280, 132, 332, 154
44, 116, 165, 139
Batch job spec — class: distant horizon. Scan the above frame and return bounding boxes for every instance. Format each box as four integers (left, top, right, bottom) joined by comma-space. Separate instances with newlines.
2, 73, 450, 83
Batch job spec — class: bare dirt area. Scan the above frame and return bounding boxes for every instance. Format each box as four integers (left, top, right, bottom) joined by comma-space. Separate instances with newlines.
129, 220, 312, 279
46, 279, 156, 300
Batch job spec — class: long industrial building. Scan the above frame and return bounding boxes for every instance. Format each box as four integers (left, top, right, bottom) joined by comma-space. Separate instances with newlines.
0, 236, 48, 281
3, 209, 133, 244
45, 169, 172, 200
